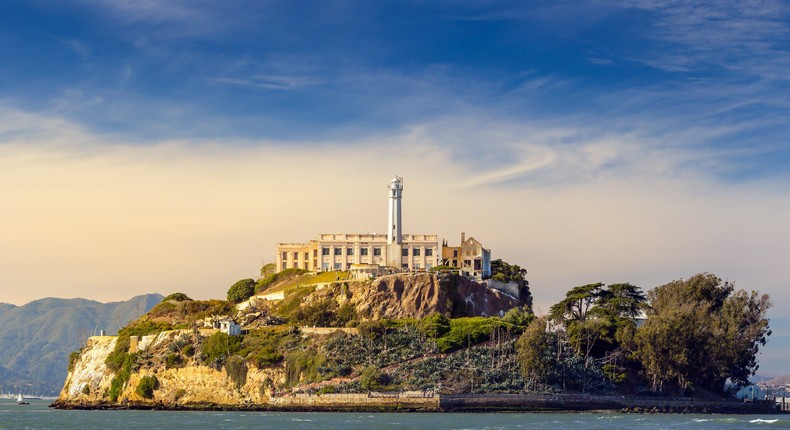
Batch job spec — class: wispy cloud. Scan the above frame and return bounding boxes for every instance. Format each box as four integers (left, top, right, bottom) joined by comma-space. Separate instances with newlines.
59, 39, 91, 59
212, 75, 328, 91
614, 0, 790, 79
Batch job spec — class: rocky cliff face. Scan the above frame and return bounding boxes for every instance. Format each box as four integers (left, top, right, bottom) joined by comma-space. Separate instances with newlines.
55, 330, 285, 409
314, 273, 521, 321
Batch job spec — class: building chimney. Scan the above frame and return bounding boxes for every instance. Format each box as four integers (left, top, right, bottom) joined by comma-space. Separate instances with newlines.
461, 232, 465, 244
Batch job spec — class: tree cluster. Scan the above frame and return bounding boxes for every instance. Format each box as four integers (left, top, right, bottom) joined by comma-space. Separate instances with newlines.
516, 273, 771, 397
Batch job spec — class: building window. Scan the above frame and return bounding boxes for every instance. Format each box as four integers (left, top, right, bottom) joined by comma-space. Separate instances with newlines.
426, 249, 433, 256
402, 248, 409, 257
360, 248, 369, 256
322, 247, 330, 256
313, 249, 318, 258
334, 248, 342, 256
453, 250, 458, 257
373, 247, 381, 256
334, 262, 342, 270
413, 248, 421, 256
304, 262, 309, 270
282, 262, 287, 270
293, 252, 299, 260
347, 247, 354, 256
282, 252, 288, 261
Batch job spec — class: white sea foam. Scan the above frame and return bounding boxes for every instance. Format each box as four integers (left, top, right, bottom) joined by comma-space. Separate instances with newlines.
750, 418, 779, 424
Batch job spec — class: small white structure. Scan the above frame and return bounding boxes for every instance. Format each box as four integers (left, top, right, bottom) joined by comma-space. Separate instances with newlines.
350, 263, 384, 280
218, 319, 241, 336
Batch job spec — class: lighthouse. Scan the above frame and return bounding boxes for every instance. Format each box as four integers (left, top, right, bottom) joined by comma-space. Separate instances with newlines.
387, 176, 403, 268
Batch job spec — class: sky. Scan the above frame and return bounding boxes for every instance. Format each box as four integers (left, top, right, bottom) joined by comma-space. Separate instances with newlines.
1, 1, 790, 373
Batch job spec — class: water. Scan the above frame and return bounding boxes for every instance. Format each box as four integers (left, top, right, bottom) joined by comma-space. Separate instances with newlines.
1, 399, 788, 429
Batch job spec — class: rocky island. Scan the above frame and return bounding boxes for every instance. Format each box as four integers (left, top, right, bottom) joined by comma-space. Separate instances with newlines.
53, 267, 777, 413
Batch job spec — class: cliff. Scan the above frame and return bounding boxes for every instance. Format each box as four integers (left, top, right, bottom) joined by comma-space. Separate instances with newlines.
323, 272, 520, 320
57, 330, 284, 409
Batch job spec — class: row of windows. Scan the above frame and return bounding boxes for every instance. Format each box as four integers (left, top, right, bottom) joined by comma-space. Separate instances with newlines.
284, 247, 436, 261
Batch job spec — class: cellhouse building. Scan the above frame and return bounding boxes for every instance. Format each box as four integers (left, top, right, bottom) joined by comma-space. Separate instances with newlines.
275, 176, 491, 279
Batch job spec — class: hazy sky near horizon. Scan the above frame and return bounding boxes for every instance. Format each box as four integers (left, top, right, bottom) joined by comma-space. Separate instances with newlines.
2, 1, 790, 371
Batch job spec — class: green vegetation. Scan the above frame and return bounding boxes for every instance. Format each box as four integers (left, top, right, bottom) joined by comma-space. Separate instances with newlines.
108, 352, 139, 401
201, 331, 243, 368
68, 350, 81, 372
225, 355, 248, 389
135, 375, 159, 399
79, 268, 770, 401
514, 274, 771, 396
490, 259, 532, 309
162, 293, 192, 302
634, 274, 771, 395
227, 278, 256, 304
435, 317, 515, 353
255, 268, 309, 294
429, 265, 459, 273
260, 263, 277, 277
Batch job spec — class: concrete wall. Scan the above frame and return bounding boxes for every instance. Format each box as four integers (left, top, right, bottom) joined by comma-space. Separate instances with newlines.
485, 280, 520, 298
269, 391, 438, 410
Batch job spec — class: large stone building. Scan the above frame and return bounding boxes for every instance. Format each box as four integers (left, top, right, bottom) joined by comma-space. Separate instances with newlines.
275, 177, 490, 277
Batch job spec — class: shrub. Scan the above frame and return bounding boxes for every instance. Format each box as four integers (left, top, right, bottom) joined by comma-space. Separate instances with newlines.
135, 375, 159, 399
337, 303, 357, 326
285, 348, 326, 387
227, 278, 256, 304
435, 317, 514, 353
182, 344, 195, 357
174, 388, 187, 401
357, 320, 385, 339
201, 332, 243, 367
419, 313, 451, 338
293, 298, 339, 326
274, 286, 315, 320
108, 353, 139, 401
165, 353, 182, 369
225, 355, 248, 389
502, 306, 534, 330
162, 292, 192, 302
68, 350, 81, 372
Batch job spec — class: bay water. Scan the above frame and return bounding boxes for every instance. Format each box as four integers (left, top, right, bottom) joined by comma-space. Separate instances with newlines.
2, 399, 788, 429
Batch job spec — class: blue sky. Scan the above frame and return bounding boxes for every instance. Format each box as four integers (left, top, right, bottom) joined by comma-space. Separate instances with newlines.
2, 1, 790, 373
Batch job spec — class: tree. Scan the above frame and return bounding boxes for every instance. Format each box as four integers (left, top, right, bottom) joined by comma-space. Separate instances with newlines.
549, 283, 604, 322
260, 263, 276, 277
490, 259, 532, 309
227, 278, 256, 304
515, 317, 556, 389
634, 273, 771, 395
597, 283, 646, 319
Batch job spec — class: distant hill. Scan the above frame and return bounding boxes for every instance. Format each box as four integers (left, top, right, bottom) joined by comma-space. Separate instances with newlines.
0, 294, 163, 396
764, 375, 790, 386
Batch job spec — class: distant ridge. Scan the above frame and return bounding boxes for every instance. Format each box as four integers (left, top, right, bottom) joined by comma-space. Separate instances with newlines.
764, 375, 790, 386
0, 294, 163, 396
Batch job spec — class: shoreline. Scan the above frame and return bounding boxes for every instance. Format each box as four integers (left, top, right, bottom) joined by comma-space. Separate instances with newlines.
50, 398, 785, 415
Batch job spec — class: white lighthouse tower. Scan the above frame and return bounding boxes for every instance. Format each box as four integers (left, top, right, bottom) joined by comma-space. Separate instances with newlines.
386, 176, 403, 268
